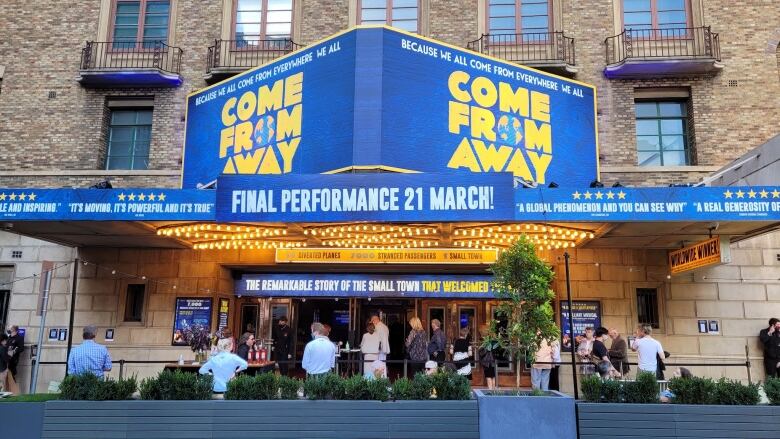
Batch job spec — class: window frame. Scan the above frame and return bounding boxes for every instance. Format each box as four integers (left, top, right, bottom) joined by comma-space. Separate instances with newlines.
620, 0, 692, 36
106, 107, 153, 171
108, 0, 172, 50
485, 0, 553, 39
357, 0, 421, 33
634, 99, 691, 167
635, 287, 660, 329
231, 0, 295, 48
123, 283, 147, 323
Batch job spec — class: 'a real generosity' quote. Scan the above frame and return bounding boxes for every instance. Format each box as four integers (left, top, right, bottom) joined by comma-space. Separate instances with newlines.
230, 185, 497, 213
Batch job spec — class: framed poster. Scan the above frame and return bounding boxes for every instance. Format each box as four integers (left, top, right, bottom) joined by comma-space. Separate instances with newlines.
560, 301, 602, 338
48, 328, 58, 340
217, 298, 230, 333
172, 297, 213, 346
57, 329, 67, 341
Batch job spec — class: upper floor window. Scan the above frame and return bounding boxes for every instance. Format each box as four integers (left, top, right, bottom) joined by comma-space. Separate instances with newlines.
622, 0, 688, 31
107, 109, 152, 170
359, 0, 419, 33
111, 0, 170, 48
488, 0, 550, 35
635, 100, 690, 166
235, 0, 293, 46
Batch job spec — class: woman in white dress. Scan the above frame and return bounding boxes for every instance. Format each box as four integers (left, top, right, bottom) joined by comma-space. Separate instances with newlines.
360, 322, 381, 378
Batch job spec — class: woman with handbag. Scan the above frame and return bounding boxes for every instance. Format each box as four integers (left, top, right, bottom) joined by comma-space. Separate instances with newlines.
405, 317, 428, 376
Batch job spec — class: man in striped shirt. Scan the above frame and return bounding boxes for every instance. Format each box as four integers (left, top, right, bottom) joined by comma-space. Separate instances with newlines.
67, 325, 112, 378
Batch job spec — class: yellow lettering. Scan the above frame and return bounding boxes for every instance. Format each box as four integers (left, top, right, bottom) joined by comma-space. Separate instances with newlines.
498, 83, 529, 118
448, 71, 471, 103
448, 101, 469, 135
471, 76, 497, 108
221, 97, 237, 126
531, 91, 550, 122
259, 147, 282, 174
472, 140, 512, 172
277, 137, 300, 173
524, 120, 552, 154
528, 151, 552, 184
237, 91, 257, 121
235, 121, 254, 152
234, 147, 266, 174
284, 72, 303, 107
276, 104, 302, 141
470, 106, 496, 141
219, 126, 234, 158
257, 80, 284, 116
447, 138, 481, 172
505, 149, 534, 181
223, 157, 237, 174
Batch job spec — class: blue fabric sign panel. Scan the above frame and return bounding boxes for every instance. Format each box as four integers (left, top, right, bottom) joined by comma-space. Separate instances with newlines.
236, 273, 495, 299
378, 29, 598, 187
560, 301, 601, 338
515, 186, 780, 221
172, 297, 213, 346
183, 31, 358, 188
216, 173, 515, 222
0, 189, 215, 221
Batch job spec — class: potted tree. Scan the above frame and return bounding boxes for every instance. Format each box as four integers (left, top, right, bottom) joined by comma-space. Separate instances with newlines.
474, 236, 576, 439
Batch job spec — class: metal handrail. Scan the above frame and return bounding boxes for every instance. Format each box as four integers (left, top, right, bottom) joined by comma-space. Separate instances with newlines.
206, 38, 301, 73
80, 41, 184, 74
605, 26, 721, 65
467, 32, 576, 66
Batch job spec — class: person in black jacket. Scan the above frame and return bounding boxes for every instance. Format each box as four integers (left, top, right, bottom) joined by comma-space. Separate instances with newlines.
0, 333, 11, 392
6, 325, 24, 381
273, 316, 293, 376
759, 318, 780, 378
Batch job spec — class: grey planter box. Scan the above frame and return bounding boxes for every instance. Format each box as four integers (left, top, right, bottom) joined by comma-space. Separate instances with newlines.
475, 389, 575, 439
41, 399, 479, 439
578, 402, 780, 439
0, 402, 45, 439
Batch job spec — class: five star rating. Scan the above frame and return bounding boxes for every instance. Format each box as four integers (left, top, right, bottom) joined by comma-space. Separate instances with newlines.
572, 190, 627, 200
0, 192, 38, 202
117, 193, 168, 202
723, 189, 780, 199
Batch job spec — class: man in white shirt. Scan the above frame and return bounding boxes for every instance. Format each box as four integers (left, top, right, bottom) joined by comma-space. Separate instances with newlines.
630, 324, 665, 374
302, 322, 336, 376
370, 313, 390, 360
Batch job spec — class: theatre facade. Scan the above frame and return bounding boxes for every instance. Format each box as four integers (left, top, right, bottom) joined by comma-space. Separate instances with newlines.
1, 7, 780, 395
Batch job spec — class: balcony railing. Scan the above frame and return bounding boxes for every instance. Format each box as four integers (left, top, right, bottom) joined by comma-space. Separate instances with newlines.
605, 26, 720, 65
206, 38, 301, 74
80, 41, 183, 74
467, 32, 576, 67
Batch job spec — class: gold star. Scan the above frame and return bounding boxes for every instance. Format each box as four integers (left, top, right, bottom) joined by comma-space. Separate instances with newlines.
748, 189, 757, 198
18, 193, 26, 201
118, 193, 126, 201
148, 193, 156, 201
618, 191, 627, 200
735, 190, 745, 198
158, 193, 166, 201
595, 191, 604, 200
723, 190, 733, 199
128, 193, 136, 201
760, 189, 769, 198
572, 191, 581, 200
0, 193, 5, 201
138, 193, 146, 201
28, 193, 36, 201
773, 189, 780, 198
606, 191, 615, 200
583, 191, 592, 200
9, 193, 17, 201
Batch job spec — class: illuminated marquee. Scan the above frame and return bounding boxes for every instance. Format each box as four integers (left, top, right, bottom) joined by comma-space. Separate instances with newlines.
447, 71, 553, 183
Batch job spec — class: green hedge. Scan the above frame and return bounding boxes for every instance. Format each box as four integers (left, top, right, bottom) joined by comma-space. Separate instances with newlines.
580, 372, 658, 403
59, 373, 136, 401
139, 369, 213, 400
764, 376, 780, 405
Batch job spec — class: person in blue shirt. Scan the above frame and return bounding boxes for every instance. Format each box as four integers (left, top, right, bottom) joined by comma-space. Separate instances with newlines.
67, 325, 112, 378
302, 322, 336, 376
199, 338, 247, 393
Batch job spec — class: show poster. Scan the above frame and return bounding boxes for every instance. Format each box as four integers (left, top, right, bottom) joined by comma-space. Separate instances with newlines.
560, 301, 601, 337
172, 298, 213, 346
217, 298, 230, 332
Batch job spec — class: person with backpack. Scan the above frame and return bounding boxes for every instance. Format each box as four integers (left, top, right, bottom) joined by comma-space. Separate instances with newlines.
478, 325, 497, 389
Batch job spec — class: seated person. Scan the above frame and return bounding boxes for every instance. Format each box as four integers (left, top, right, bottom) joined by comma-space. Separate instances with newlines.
198, 338, 248, 393
660, 367, 692, 403
597, 360, 613, 379
424, 360, 438, 376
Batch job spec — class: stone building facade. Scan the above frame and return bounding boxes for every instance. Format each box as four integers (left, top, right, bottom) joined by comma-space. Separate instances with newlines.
1, 0, 779, 392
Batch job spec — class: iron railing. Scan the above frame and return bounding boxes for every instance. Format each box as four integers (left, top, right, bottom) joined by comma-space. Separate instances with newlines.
206, 38, 301, 73
80, 41, 183, 74
467, 32, 576, 66
605, 26, 721, 65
